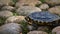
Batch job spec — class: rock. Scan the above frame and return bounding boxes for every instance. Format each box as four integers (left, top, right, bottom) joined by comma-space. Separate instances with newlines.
44, 0, 60, 6
37, 26, 49, 31
27, 31, 48, 34
15, 0, 42, 7
1, 6, 15, 11
0, 0, 14, 6
0, 23, 22, 34
5, 16, 25, 23
52, 26, 60, 34
27, 25, 36, 31
39, 4, 49, 10
0, 10, 13, 18
48, 6, 60, 15
0, 3, 5, 8
16, 6, 41, 16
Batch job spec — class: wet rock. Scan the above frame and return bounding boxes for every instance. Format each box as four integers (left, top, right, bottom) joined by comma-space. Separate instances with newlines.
1, 6, 15, 11
48, 6, 60, 15
27, 31, 48, 34
44, 0, 60, 6
16, 6, 41, 16
0, 10, 13, 18
5, 16, 25, 23
15, 0, 42, 7
52, 26, 60, 34
0, 23, 22, 34
39, 4, 49, 10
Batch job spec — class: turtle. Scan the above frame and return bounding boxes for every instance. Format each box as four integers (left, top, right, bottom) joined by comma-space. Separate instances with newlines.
25, 11, 60, 26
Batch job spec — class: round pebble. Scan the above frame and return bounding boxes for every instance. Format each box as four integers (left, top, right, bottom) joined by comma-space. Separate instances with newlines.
5, 16, 25, 23
0, 10, 13, 18
16, 6, 41, 16
27, 31, 48, 34
0, 23, 22, 34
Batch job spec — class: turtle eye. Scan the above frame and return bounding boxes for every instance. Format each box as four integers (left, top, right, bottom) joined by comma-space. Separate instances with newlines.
25, 17, 29, 21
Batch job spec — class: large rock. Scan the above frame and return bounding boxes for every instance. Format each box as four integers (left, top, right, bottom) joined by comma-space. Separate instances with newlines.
0, 0, 14, 5
48, 6, 60, 15
1, 6, 15, 11
0, 10, 13, 18
44, 0, 60, 6
5, 16, 25, 23
39, 4, 49, 10
27, 31, 48, 34
52, 26, 60, 34
15, 0, 42, 7
16, 6, 41, 16
0, 23, 22, 34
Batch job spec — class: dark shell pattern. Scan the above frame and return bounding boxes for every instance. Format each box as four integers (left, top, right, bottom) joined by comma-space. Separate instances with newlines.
28, 11, 60, 22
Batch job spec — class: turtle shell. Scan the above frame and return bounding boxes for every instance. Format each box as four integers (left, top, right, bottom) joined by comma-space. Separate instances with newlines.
25, 11, 60, 26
